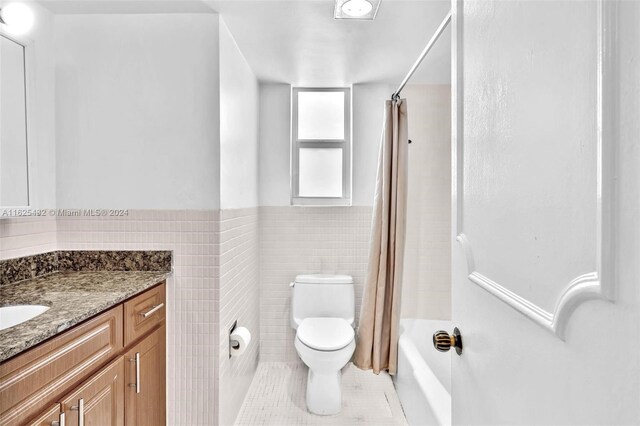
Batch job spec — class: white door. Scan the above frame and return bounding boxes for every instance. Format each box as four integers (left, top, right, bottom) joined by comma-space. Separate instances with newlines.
450, 0, 640, 424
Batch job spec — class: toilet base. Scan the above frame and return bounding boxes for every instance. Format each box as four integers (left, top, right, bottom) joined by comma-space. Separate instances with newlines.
306, 369, 342, 415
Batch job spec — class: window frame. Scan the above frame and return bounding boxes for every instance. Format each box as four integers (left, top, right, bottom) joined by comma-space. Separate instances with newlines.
291, 87, 352, 206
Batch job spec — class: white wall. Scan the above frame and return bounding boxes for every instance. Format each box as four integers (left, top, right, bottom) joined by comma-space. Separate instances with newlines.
54, 14, 220, 209
258, 82, 390, 206
401, 84, 451, 320
29, 3, 57, 210
352, 83, 391, 206
219, 20, 259, 210
217, 18, 260, 426
258, 83, 291, 206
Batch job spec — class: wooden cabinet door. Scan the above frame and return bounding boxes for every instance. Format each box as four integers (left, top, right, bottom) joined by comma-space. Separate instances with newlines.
61, 357, 124, 426
0, 306, 123, 426
124, 325, 165, 426
123, 283, 165, 346
27, 404, 62, 426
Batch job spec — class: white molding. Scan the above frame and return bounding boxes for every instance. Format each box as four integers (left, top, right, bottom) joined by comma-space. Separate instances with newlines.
454, 0, 616, 340
451, 0, 463, 257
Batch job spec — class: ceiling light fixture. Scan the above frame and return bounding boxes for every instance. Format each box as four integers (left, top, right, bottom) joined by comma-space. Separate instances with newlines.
342, 0, 372, 17
334, 0, 381, 20
0, 3, 35, 36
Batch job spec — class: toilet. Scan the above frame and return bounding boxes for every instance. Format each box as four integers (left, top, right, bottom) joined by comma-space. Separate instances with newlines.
290, 273, 356, 415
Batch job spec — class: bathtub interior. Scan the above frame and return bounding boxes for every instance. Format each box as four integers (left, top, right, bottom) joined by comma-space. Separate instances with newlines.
400, 319, 451, 393
394, 318, 452, 426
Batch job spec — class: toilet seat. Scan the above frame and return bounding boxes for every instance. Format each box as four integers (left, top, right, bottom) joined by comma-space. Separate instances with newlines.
296, 317, 354, 351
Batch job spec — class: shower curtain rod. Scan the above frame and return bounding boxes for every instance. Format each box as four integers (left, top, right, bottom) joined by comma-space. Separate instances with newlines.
391, 10, 452, 101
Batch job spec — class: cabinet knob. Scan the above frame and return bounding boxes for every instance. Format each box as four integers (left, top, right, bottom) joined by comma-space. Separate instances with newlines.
433, 327, 463, 355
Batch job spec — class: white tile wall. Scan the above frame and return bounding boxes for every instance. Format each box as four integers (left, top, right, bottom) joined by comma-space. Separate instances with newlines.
56, 210, 219, 425
402, 85, 452, 320
1, 163, 448, 423
218, 208, 260, 425
1, 209, 262, 425
259, 206, 372, 363
0, 216, 57, 260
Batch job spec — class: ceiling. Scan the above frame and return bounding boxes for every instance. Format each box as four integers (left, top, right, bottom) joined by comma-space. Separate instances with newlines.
40, 0, 215, 14
41, 0, 451, 86
209, 0, 451, 86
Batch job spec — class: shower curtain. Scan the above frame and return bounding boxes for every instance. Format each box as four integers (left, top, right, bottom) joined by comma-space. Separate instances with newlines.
354, 98, 408, 375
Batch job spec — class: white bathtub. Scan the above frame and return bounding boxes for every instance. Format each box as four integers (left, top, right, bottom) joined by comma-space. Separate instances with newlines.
394, 319, 451, 426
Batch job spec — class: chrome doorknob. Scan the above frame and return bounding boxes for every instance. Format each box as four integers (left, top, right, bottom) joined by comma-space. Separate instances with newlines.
433, 327, 463, 355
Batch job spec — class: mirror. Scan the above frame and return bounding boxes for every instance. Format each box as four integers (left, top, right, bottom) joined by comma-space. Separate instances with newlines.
0, 33, 30, 207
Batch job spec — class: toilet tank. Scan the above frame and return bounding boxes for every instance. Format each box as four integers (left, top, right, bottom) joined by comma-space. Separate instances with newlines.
291, 274, 355, 329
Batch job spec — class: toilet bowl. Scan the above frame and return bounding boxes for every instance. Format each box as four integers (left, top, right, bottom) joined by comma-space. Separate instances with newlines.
290, 274, 355, 415
294, 317, 356, 415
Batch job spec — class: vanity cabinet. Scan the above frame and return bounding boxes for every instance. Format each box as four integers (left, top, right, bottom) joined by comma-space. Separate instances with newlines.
0, 282, 166, 426
60, 357, 125, 426
124, 326, 166, 426
124, 283, 165, 347
0, 307, 123, 425
27, 405, 62, 426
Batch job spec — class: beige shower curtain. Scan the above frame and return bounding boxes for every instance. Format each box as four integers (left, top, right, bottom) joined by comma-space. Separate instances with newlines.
354, 98, 408, 375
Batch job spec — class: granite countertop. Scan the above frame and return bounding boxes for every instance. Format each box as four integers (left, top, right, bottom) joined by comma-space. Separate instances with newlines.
0, 270, 170, 362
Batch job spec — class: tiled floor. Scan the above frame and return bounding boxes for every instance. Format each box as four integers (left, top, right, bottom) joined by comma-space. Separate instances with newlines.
235, 362, 408, 426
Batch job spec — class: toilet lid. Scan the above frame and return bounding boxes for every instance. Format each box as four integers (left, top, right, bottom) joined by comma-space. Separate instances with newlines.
296, 318, 354, 351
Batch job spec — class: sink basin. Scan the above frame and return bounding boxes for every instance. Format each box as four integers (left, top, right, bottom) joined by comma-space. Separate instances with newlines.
0, 305, 50, 331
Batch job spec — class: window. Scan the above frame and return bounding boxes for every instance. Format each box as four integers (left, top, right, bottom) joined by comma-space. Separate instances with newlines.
292, 87, 351, 205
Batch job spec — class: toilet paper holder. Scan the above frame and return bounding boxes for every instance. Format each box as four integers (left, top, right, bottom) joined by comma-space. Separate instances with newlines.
229, 320, 238, 359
